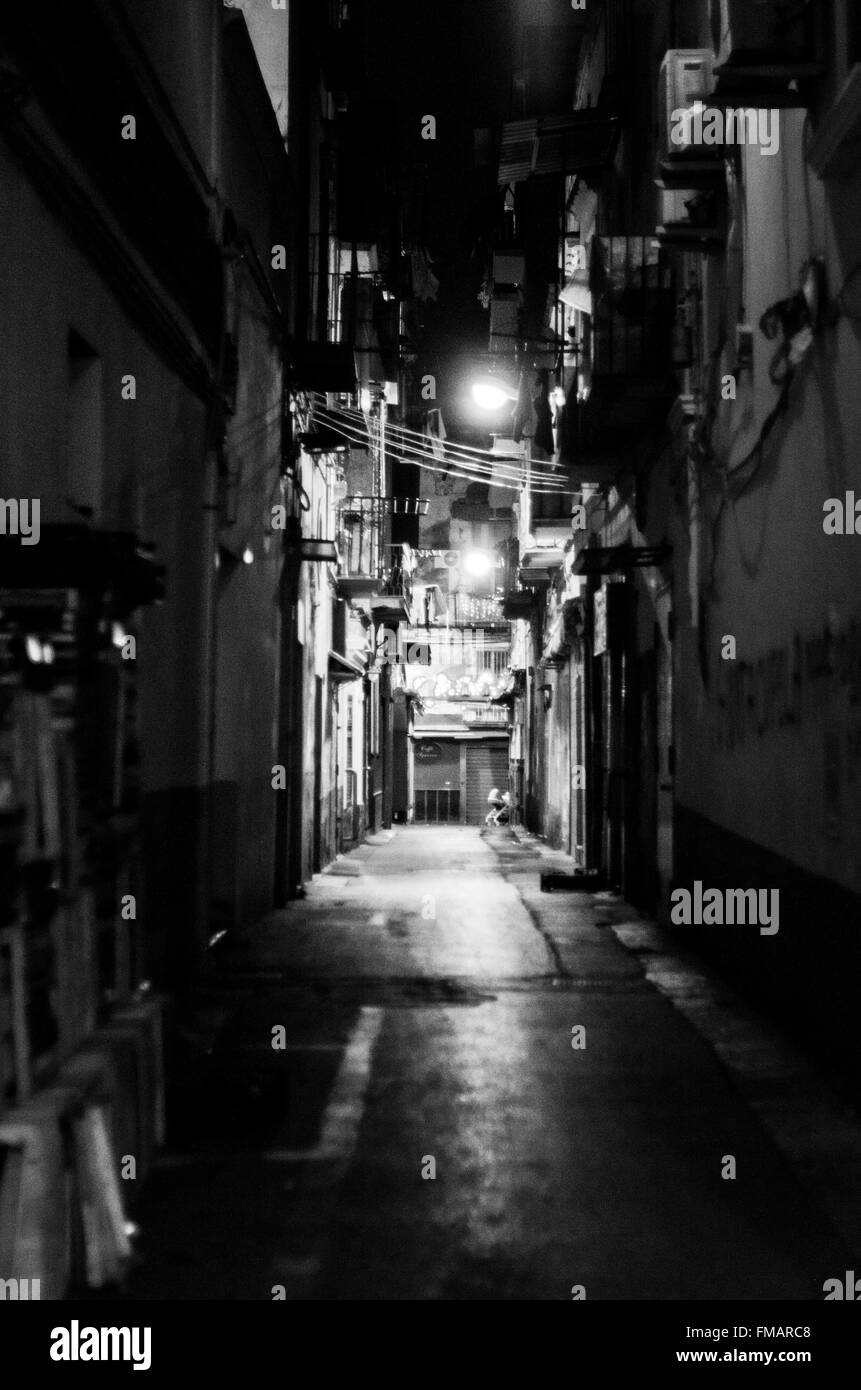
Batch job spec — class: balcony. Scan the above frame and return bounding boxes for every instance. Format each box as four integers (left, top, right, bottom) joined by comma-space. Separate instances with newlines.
445, 593, 506, 626
519, 547, 566, 585
499, 538, 535, 618
501, 590, 537, 620
561, 236, 675, 480
335, 495, 415, 623
530, 477, 575, 546
370, 549, 413, 626
336, 495, 383, 599
463, 704, 510, 728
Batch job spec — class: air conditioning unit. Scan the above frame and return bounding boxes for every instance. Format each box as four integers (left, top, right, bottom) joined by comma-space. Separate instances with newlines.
710, 0, 812, 69
658, 50, 716, 160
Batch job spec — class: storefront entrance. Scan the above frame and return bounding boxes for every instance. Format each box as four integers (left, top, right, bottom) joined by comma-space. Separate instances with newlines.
412, 738, 509, 824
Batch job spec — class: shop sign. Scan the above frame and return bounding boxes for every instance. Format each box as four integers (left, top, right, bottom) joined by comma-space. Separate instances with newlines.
416, 742, 443, 762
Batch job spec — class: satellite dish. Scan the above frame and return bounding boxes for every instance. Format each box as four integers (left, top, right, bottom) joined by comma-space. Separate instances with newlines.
443, 551, 459, 567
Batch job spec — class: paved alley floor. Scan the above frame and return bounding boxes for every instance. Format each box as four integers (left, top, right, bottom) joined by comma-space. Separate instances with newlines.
121, 826, 861, 1301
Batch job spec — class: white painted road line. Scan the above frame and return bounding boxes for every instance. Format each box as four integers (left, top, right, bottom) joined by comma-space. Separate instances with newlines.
264, 1006, 384, 1169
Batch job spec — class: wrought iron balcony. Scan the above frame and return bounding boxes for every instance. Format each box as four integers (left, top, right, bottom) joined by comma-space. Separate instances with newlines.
561, 236, 676, 479
370, 547, 413, 625
335, 496, 414, 621
337, 495, 384, 594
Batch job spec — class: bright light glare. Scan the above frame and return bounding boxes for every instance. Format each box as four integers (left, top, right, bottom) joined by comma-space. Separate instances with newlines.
462, 548, 493, 578
472, 382, 510, 411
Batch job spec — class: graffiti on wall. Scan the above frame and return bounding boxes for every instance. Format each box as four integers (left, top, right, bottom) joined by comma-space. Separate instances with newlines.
715, 619, 861, 749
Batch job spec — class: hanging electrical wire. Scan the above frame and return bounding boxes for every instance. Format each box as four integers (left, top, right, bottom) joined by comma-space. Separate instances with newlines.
315, 407, 564, 493
312, 402, 568, 492
308, 410, 568, 495
307, 410, 521, 491
308, 391, 521, 461
307, 390, 570, 484
381, 419, 568, 486
316, 407, 567, 487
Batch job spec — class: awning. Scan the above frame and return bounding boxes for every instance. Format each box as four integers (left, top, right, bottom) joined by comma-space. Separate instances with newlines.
498, 112, 621, 186
328, 651, 365, 683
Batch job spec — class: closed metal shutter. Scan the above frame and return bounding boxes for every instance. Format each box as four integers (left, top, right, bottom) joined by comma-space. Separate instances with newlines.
465, 743, 509, 823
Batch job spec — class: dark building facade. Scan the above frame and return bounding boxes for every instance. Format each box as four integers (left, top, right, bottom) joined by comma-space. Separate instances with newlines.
495, 0, 861, 1073
0, 0, 428, 1293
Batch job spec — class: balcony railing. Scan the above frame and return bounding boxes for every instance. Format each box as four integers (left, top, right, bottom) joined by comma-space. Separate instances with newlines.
338, 495, 383, 580
338, 496, 428, 576
446, 593, 506, 625
587, 236, 672, 378
562, 236, 675, 470
375, 548, 413, 620
336, 496, 414, 620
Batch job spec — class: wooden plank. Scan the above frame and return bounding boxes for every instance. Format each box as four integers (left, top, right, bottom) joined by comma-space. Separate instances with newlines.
72, 1105, 131, 1288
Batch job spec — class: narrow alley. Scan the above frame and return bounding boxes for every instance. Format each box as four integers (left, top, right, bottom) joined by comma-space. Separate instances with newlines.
121, 826, 861, 1302
4, 0, 861, 1353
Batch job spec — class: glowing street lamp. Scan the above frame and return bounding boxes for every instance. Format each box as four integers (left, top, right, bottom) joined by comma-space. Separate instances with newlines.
470, 375, 518, 411
461, 548, 494, 579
